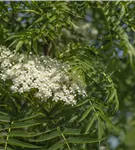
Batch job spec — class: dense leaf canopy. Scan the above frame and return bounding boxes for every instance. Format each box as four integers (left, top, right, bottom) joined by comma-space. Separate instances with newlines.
0, 1, 135, 150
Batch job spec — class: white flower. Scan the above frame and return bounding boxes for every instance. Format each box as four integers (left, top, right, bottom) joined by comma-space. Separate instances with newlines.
0, 45, 86, 105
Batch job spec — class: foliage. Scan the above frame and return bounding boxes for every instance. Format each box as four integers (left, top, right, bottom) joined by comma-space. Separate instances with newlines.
0, 1, 135, 150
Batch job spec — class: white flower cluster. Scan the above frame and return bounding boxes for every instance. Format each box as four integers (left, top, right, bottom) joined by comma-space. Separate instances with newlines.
0, 46, 85, 105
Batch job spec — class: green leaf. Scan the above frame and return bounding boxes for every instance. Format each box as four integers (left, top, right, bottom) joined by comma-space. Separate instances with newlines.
18, 10, 41, 15
47, 140, 65, 150
9, 131, 42, 138
0, 124, 10, 131
18, 113, 42, 121
28, 15, 45, 29
69, 115, 78, 123
63, 128, 81, 135
0, 139, 5, 144
29, 131, 61, 142
8, 39, 18, 48
57, 3, 70, 11
67, 137, 106, 144
0, 132, 7, 138
0, 111, 9, 116
119, 4, 126, 19
0, 2, 8, 11
107, 89, 116, 103
8, 139, 40, 148
5, 35, 20, 41
97, 117, 104, 147
0, 146, 14, 150
49, 15, 56, 23
92, 104, 105, 114
75, 99, 89, 107
11, 121, 40, 129
84, 115, 97, 134
99, 113, 118, 132
6, 147, 14, 150
78, 105, 93, 122
15, 41, 24, 51
0, 115, 10, 122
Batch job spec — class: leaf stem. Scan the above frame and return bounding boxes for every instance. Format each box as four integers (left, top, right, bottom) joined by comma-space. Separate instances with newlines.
4, 121, 14, 150
57, 127, 71, 150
